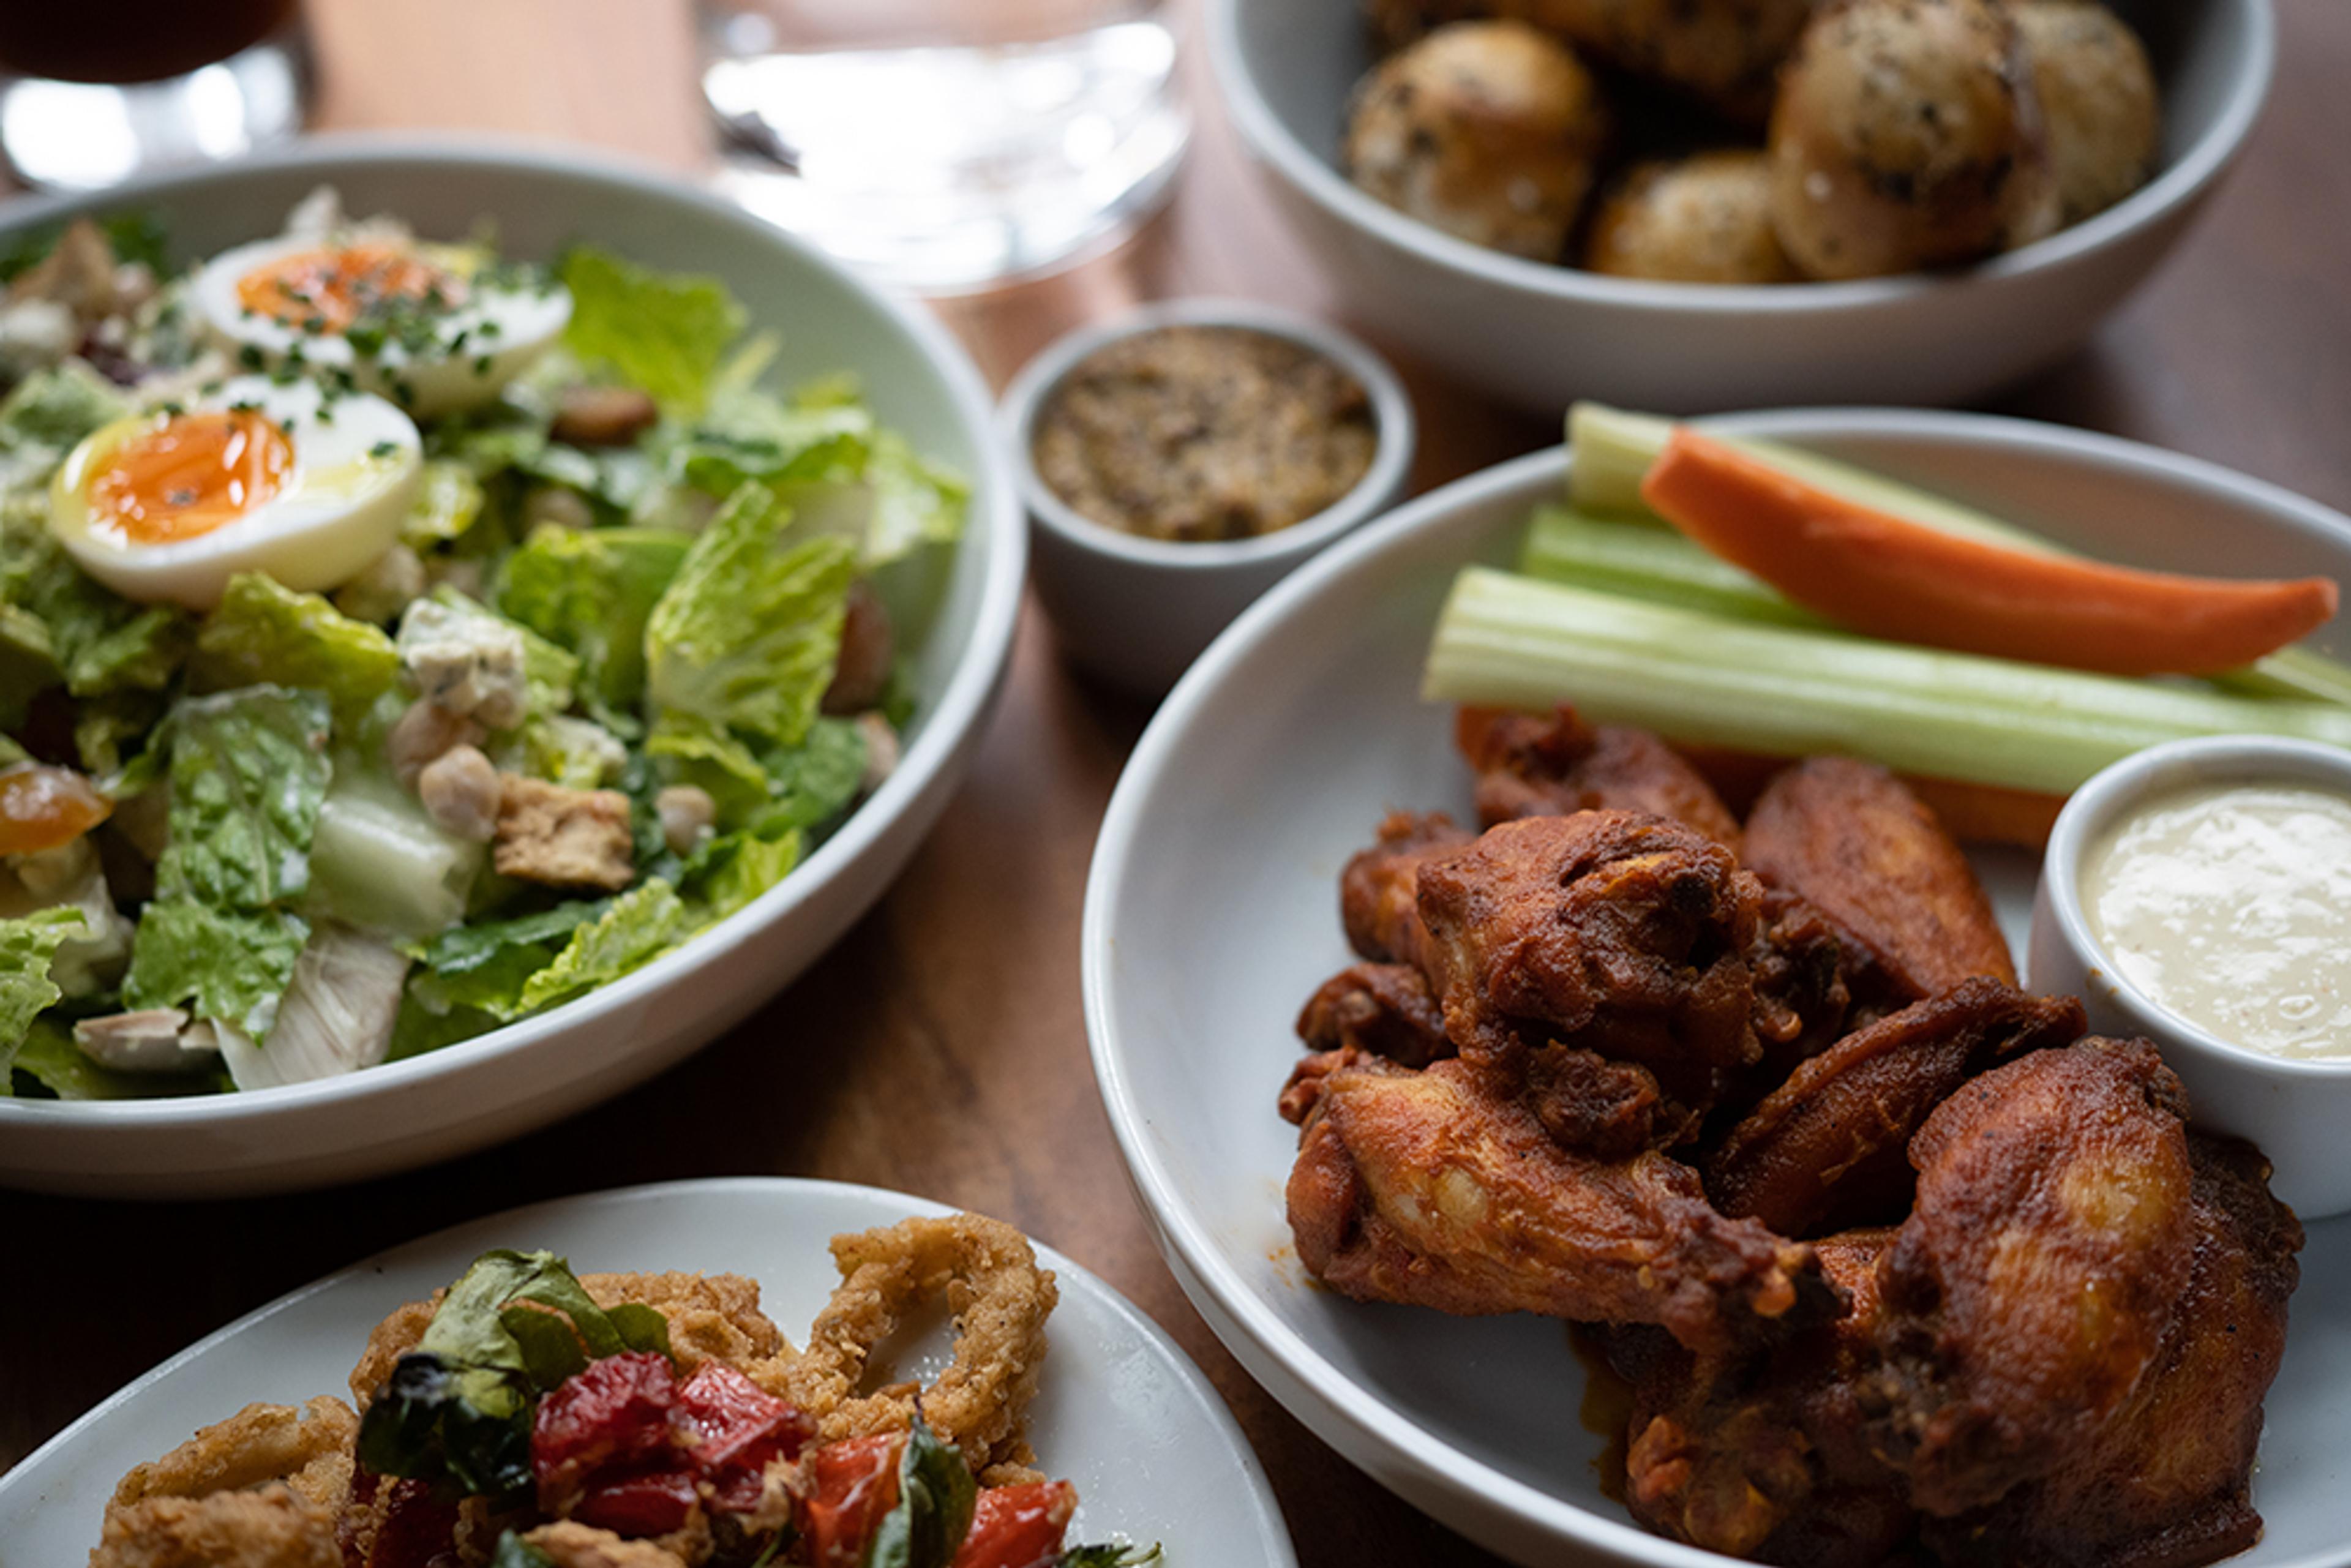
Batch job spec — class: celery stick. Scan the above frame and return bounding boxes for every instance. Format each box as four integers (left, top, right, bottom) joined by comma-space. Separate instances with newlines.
1522, 506, 1833, 630
1425, 569, 2351, 796
1565, 400, 2351, 703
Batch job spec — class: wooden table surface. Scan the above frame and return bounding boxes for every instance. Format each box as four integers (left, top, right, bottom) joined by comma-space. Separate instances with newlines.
8, 2, 2351, 1562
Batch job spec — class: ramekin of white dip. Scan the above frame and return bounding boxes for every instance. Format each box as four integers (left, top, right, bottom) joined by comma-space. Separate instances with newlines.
2030, 734, 2351, 1218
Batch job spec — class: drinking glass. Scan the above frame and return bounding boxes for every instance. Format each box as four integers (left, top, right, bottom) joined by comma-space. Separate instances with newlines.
700, 0, 1190, 293
0, 0, 311, 192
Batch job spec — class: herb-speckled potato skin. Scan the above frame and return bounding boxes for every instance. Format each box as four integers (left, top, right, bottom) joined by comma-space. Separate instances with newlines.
1362, 0, 1814, 125
1767, 0, 2061, 280
2011, 0, 2162, 227
1584, 149, 1800, 282
1344, 20, 1610, 262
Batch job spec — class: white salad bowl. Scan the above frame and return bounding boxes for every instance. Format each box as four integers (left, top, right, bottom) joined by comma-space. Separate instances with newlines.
2030, 735, 2351, 1218
1085, 411, 2351, 1566
0, 136, 1024, 1198
1207, 0, 2275, 413
0, 1177, 1298, 1568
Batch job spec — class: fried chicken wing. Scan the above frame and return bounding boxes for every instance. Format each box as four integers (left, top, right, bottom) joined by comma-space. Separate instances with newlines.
1870, 1038, 2197, 1517
1619, 1229, 1914, 1567
1295, 961, 1452, 1068
1416, 812, 1763, 1119
1457, 704, 1743, 850
1338, 809, 1472, 970
1742, 887, 1853, 1086
1924, 1133, 2302, 1568
1706, 980, 2087, 1237
1742, 758, 2014, 1006
1288, 1056, 1829, 1353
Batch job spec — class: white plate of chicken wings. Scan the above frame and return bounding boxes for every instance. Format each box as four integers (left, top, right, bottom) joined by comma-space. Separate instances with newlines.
1084, 413, 2351, 1568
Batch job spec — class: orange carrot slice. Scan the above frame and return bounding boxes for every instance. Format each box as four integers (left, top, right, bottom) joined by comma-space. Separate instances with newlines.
1639, 429, 2339, 677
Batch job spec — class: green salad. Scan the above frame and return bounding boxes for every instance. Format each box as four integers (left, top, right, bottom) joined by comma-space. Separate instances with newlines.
0, 190, 966, 1099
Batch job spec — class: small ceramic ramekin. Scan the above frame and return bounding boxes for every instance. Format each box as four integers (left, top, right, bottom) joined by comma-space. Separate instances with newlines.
2029, 734, 2351, 1217
1000, 297, 1415, 696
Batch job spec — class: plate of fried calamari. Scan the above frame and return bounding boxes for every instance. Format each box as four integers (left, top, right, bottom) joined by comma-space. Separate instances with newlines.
0, 1180, 1294, 1568
1086, 407, 2351, 1567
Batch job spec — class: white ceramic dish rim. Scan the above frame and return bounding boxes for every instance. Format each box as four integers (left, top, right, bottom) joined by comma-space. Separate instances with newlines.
0, 132, 1027, 1131
0, 1175, 1299, 1568
1085, 407, 2351, 1568
1205, 0, 2278, 314
2041, 733, 2351, 1081
999, 296, 1418, 571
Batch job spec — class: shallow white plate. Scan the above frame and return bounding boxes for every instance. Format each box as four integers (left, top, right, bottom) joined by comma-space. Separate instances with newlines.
1086, 412, 2351, 1567
0, 1177, 1295, 1567
0, 136, 1025, 1198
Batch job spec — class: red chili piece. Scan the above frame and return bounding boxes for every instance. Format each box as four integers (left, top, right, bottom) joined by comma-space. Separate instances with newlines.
677, 1361, 813, 1514
797, 1433, 907, 1568
531, 1351, 681, 1514
952, 1481, 1079, 1568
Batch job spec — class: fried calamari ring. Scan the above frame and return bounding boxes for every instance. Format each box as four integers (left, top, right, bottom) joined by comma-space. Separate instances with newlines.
770, 1214, 1058, 1484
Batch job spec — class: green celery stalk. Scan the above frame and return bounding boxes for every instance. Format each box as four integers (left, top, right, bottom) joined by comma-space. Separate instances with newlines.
1425, 568, 2351, 796
1563, 400, 2351, 705
1521, 506, 1834, 630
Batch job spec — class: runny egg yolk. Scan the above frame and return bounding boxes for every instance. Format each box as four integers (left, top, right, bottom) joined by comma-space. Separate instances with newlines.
85, 409, 295, 546
233, 242, 461, 332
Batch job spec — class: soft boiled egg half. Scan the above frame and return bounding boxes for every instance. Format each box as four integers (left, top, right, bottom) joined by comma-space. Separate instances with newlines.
193, 233, 571, 418
48, 375, 421, 610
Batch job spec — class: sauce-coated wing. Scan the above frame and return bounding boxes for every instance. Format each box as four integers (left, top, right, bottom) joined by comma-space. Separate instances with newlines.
1286, 1057, 1829, 1354
1742, 758, 2013, 1004
1417, 812, 1764, 1116
1924, 1133, 2302, 1568
1338, 810, 1473, 971
1457, 704, 1744, 850
1620, 1229, 1914, 1567
1706, 980, 2087, 1237
1870, 1039, 2197, 1516
1295, 961, 1453, 1068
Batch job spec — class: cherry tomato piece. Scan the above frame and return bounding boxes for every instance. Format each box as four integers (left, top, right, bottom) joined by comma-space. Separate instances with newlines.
798, 1432, 906, 1568
677, 1361, 812, 1514
952, 1480, 1078, 1568
532, 1350, 678, 1510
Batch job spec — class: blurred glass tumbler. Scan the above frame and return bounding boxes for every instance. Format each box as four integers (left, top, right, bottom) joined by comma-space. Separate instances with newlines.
0, 0, 309, 192
701, 0, 1190, 292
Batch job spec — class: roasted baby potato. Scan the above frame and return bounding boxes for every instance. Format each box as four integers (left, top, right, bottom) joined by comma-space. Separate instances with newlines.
2011, 0, 2162, 226
1767, 0, 2061, 280
1584, 149, 1798, 282
1362, 0, 1812, 124
1344, 20, 1610, 262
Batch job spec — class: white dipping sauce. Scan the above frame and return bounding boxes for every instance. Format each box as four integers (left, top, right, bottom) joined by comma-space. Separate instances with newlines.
2082, 782, 2351, 1062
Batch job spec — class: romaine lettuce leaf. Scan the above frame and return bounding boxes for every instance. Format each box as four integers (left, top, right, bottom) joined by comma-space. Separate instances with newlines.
407, 899, 608, 1021
747, 716, 867, 838
403, 459, 487, 549
0, 908, 83, 1057
121, 899, 310, 1040
67, 604, 191, 698
514, 880, 689, 1016
495, 523, 689, 721
152, 686, 332, 910
192, 574, 400, 721
1, 492, 189, 715
645, 484, 854, 749
0, 360, 127, 452
644, 712, 767, 825
560, 246, 744, 414
684, 830, 801, 926
861, 430, 970, 570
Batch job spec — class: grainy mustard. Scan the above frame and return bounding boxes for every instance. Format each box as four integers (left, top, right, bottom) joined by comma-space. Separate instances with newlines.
1033, 325, 1378, 543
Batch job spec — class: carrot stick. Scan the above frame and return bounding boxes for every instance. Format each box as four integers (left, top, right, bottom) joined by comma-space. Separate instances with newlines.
1639, 429, 2339, 677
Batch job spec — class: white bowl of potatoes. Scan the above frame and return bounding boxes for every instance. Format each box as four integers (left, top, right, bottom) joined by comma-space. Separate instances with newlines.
1207, 0, 2274, 413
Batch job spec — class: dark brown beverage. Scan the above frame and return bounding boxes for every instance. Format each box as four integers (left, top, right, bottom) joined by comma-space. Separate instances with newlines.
0, 0, 295, 85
